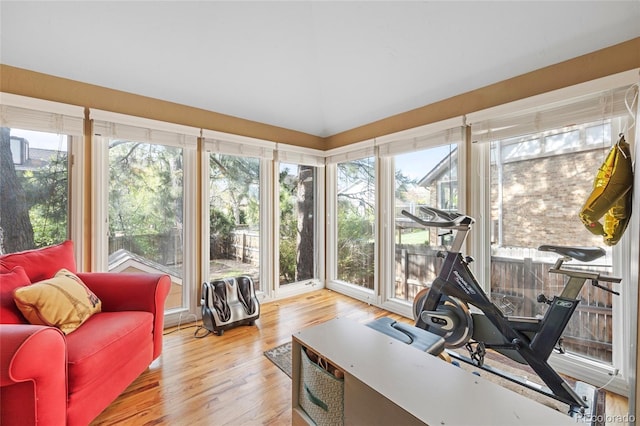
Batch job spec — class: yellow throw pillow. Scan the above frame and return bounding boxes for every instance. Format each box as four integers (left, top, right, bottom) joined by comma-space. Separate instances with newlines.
13, 269, 102, 334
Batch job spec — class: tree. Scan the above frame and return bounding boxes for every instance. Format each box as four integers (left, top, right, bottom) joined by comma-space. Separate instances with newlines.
336, 158, 376, 287
296, 165, 314, 281
209, 154, 260, 228
0, 127, 35, 253
22, 153, 69, 247
108, 141, 183, 264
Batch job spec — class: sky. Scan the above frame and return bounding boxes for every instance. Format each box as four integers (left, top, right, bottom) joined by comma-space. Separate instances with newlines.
11, 128, 68, 151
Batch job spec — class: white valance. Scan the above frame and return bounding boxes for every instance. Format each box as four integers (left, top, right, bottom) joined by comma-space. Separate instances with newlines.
377, 125, 465, 158
325, 139, 375, 164
202, 129, 275, 159
91, 109, 199, 149
0, 92, 84, 136
468, 70, 639, 143
275, 143, 325, 167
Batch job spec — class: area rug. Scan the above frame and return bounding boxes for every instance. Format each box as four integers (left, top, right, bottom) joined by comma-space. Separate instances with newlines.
264, 341, 292, 378
263, 341, 599, 415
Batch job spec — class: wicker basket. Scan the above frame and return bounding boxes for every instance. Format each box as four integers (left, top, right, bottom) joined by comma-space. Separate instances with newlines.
299, 347, 344, 425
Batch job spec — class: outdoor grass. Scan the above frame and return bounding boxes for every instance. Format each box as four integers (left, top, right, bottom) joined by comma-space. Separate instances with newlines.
397, 230, 429, 245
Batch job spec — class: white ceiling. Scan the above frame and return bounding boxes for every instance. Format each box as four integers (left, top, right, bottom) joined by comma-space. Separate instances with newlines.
1, 1, 639, 137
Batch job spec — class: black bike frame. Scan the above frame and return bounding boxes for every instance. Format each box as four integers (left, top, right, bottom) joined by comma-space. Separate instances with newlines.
416, 249, 586, 409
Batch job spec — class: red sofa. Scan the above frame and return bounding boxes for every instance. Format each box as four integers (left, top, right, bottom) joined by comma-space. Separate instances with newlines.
0, 241, 171, 425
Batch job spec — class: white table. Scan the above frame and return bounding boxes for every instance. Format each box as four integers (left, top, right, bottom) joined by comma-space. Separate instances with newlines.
291, 317, 575, 426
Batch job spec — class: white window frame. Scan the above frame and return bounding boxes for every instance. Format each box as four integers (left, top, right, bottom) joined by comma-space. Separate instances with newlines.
467, 69, 639, 397
325, 139, 378, 305
201, 130, 275, 302
376, 120, 466, 317
0, 93, 85, 264
90, 109, 199, 327
274, 143, 326, 299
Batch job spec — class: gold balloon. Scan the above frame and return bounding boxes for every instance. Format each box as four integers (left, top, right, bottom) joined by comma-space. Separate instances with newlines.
579, 135, 633, 246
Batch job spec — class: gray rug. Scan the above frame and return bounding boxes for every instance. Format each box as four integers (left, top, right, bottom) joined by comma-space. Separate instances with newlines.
264, 341, 292, 378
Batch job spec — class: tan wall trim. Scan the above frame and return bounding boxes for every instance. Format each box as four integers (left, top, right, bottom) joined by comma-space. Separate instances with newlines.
1, 37, 639, 151
0, 64, 324, 149
325, 37, 640, 149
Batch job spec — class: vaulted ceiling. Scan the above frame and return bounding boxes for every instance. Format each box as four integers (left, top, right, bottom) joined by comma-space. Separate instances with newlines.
1, 1, 639, 138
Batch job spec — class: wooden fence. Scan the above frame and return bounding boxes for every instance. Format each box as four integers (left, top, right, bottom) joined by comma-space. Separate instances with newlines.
210, 230, 260, 265
109, 230, 182, 266
395, 247, 613, 363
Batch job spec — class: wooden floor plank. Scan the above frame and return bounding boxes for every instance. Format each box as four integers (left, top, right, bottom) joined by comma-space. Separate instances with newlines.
91, 289, 628, 425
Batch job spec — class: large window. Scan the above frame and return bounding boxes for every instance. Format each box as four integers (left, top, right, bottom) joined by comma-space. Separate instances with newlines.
489, 121, 617, 363
279, 162, 317, 286
107, 140, 186, 310
208, 153, 261, 289
393, 144, 459, 303
470, 80, 637, 393
336, 156, 376, 289
0, 96, 84, 257
92, 111, 199, 317
0, 128, 70, 253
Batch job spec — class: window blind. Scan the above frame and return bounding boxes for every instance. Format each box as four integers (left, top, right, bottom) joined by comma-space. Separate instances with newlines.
468, 70, 639, 143
325, 139, 375, 164
375, 116, 464, 157
377, 124, 465, 157
202, 129, 275, 159
0, 92, 84, 135
275, 143, 325, 167
91, 109, 199, 149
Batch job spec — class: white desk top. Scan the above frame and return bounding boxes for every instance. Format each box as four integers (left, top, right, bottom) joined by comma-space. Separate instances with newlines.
293, 317, 575, 426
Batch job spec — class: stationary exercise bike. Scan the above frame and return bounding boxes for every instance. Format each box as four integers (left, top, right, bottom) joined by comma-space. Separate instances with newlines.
404, 206, 621, 416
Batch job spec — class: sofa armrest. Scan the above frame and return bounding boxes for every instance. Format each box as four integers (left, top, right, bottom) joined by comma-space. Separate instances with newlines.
77, 273, 171, 359
0, 324, 67, 425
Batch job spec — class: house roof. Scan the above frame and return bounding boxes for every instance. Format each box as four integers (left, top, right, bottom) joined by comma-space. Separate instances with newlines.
417, 146, 458, 188
1, 2, 639, 138
108, 249, 182, 282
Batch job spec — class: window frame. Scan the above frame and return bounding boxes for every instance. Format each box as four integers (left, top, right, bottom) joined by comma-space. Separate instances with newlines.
377, 124, 466, 316
0, 93, 85, 263
91, 110, 199, 327
274, 144, 326, 298
468, 71, 639, 396
325, 139, 379, 304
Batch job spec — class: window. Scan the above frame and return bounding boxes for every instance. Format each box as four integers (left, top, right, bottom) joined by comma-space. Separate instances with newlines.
469, 78, 638, 394
393, 144, 460, 302
92, 110, 199, 316
107, 141, 186, 310
208, 153, 261, 288
489, 121, 616, 363
0, 95, 84, 256
278, 162, 317, 286
1, 128, 70, 252
202, 132, 275, 297
336, 156, 376, 289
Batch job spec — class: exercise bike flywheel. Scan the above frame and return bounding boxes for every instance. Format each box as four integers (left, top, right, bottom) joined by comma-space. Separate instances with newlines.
413, 287, 474, 348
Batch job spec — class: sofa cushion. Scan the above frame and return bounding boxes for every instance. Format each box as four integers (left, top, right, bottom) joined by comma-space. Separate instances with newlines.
13, 269, 102, 334
0, 266, 30, 324
0, 240, 76, 282
65, 311, 154, 394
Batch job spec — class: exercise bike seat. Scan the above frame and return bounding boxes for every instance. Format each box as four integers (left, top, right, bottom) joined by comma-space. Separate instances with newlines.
538, 245, 605, 262
366, 317, 445, 355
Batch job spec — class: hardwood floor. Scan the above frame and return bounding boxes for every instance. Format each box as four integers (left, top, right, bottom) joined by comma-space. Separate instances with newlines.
92, 289, 404, 425
92, 289, 628, 426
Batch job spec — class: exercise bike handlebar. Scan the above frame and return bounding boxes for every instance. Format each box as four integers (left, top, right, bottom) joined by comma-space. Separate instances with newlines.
401, 206, 475, 228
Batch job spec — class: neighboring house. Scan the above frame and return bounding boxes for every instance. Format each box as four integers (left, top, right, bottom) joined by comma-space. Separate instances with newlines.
414, 128, 610, 251
108, 249, 183, 310
413, 148, 458, 246
10, 135, 62, 171
417, 147, 458, 212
